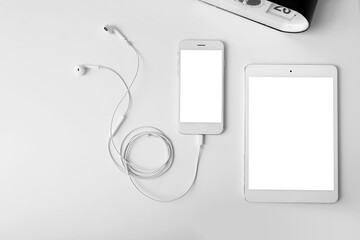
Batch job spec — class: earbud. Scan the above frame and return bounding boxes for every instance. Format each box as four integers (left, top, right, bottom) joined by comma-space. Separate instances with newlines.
74, 65, 102, 76
74, 65, 86, 76
103, 25, 115, 34
103, 25, 131, 45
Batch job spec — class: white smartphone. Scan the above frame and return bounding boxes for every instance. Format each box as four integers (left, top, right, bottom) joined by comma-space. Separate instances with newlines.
178, 40, 224, 135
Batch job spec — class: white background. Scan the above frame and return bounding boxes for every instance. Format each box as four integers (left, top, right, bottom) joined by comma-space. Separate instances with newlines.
0, 0, 359, 239
248, 77, 334, 190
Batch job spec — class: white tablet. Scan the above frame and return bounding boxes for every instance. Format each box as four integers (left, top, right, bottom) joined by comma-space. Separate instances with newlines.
244, 65, 338, 203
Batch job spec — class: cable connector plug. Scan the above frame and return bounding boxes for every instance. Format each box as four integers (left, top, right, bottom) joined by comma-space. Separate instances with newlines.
196, 135, 205, 146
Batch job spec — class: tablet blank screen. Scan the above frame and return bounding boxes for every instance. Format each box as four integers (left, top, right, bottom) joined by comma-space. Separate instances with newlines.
248, 77, 334, 190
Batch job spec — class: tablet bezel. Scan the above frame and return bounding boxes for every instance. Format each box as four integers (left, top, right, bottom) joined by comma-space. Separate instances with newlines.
244, 64, 338, 203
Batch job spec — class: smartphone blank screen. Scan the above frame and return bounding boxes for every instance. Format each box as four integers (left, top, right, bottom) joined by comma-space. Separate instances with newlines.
180, 50, 223, 123
248, 77, 335, 191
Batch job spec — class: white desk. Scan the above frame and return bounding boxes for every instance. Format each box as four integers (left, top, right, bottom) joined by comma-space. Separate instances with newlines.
0, 0, 359, 239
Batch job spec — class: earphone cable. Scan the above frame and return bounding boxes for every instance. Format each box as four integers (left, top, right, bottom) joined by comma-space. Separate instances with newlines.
98, 43, 205, 202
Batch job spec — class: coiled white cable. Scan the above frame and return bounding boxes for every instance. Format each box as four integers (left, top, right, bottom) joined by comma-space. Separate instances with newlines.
91, 40, 204, 202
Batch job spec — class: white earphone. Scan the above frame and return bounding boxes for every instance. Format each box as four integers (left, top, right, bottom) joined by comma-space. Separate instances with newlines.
74, 25, 204, 202
74, 25, 130, 77
74, 65, 102, 77
103, 25, 131, 45
74, 65, 86, 76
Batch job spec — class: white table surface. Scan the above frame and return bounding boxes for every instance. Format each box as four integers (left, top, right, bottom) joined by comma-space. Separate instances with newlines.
0, 0, 359, 239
